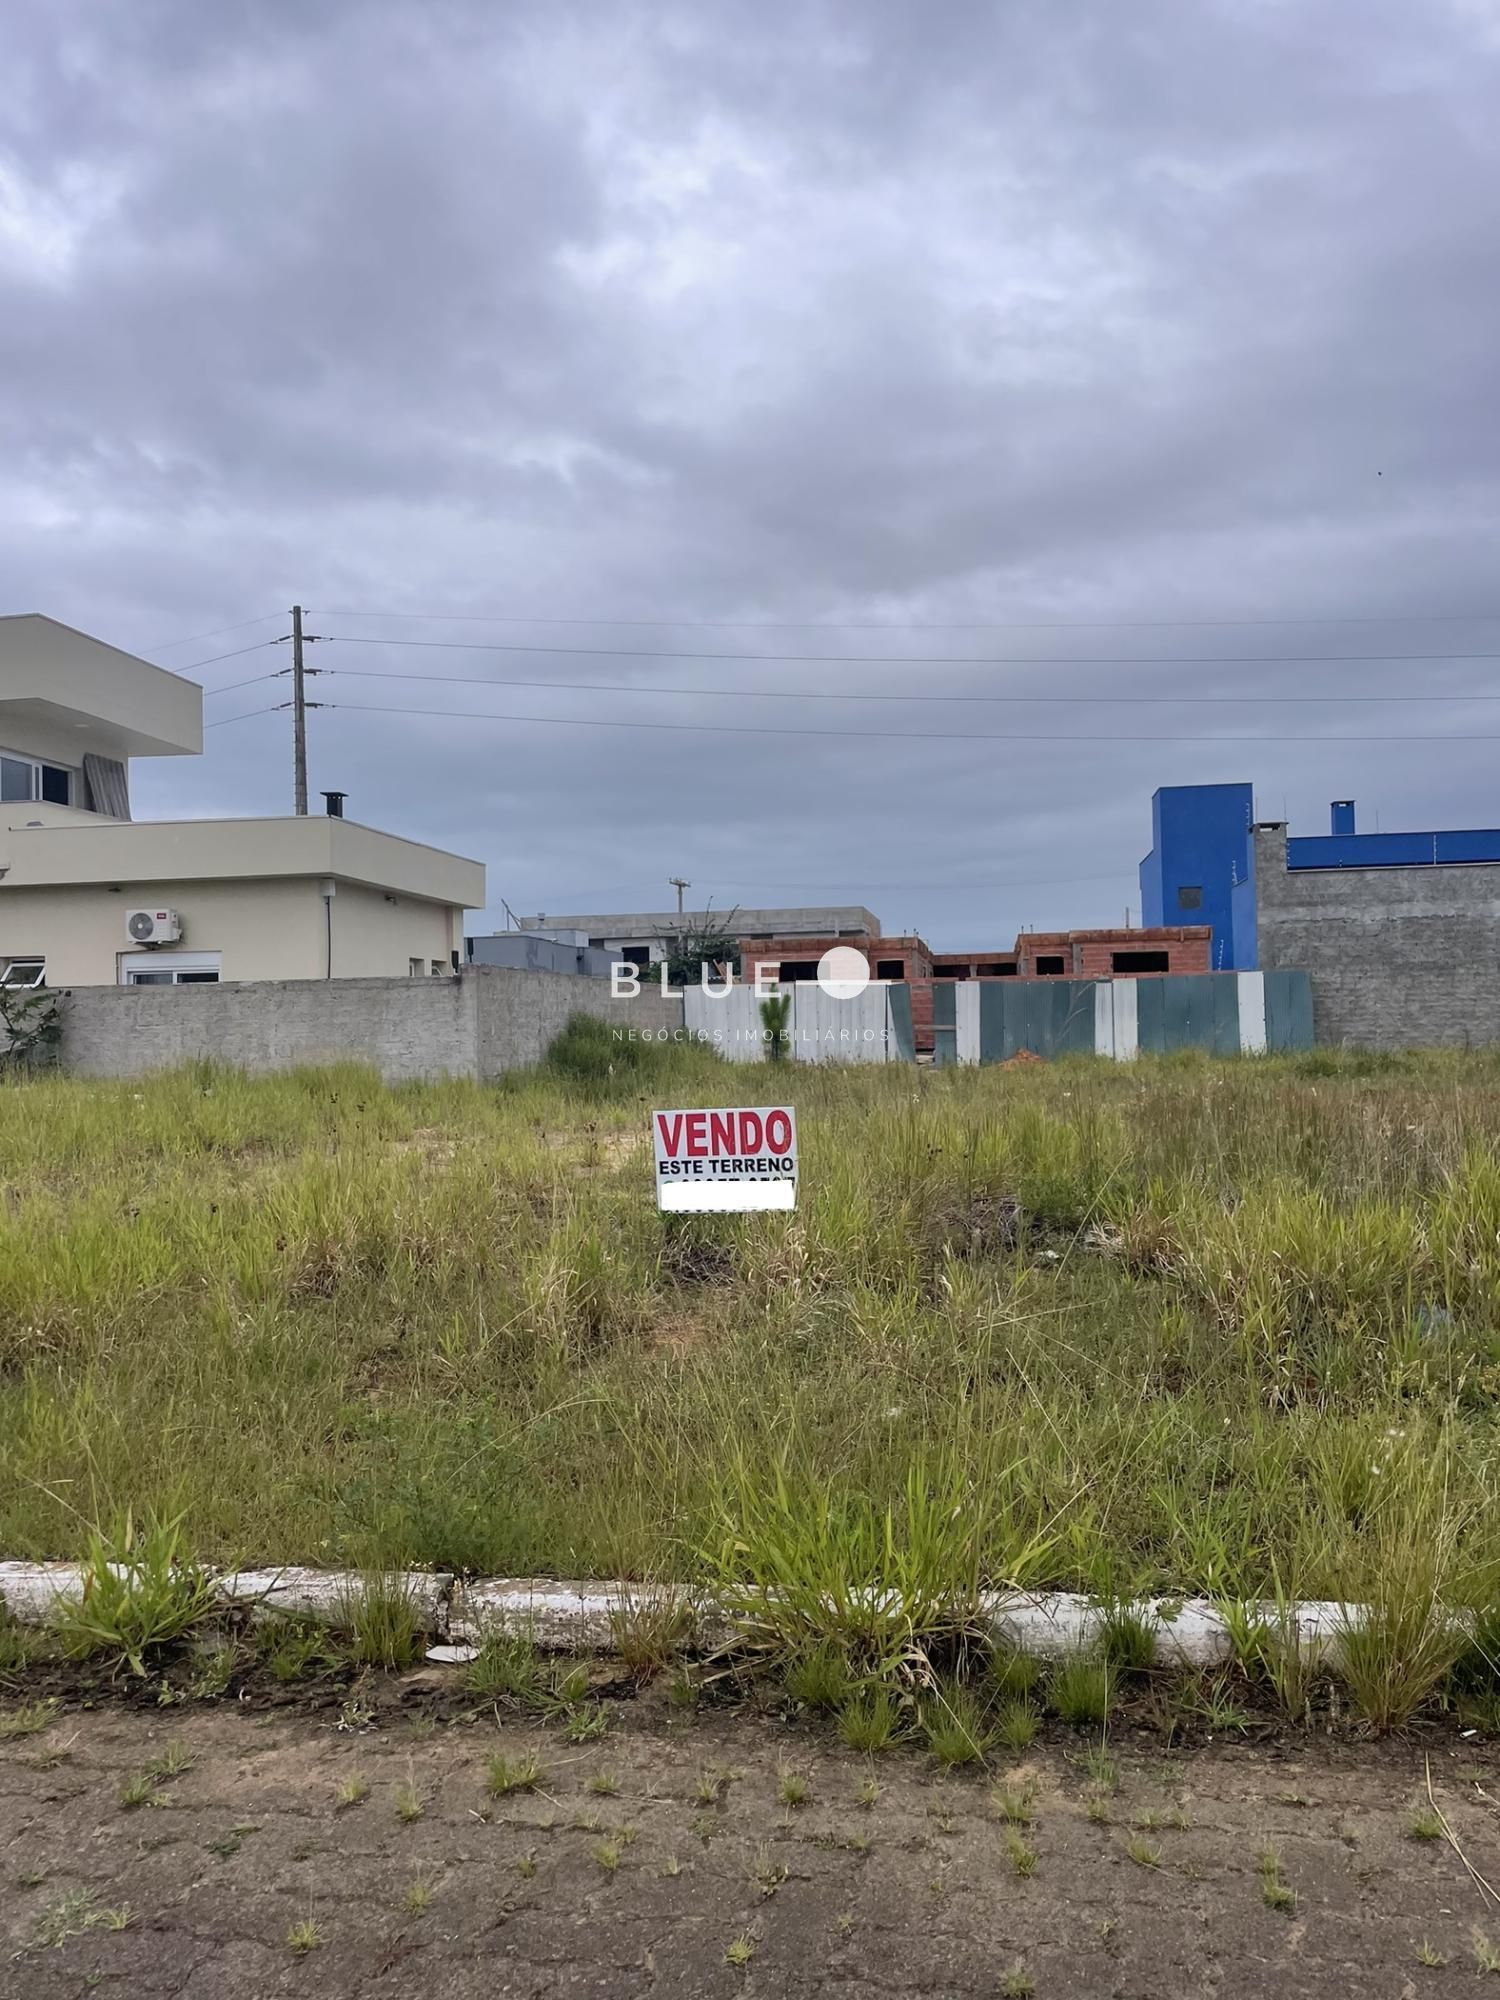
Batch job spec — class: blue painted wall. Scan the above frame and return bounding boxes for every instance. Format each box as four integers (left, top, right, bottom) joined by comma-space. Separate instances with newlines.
1287, 827, 1500, 870
1138, 783, 1254, 970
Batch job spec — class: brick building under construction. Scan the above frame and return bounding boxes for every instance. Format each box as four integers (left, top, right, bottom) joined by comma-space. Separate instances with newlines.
736, 923, 1210, 1052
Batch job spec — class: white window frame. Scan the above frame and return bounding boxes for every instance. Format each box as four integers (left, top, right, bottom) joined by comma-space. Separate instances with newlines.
120, 950, 222, 986
408, 957, 424, 977
0, 747, 73, 808
0, 956, 46, 988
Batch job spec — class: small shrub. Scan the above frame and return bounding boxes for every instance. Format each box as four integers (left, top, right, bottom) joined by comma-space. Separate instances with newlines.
667, 1667, 700, 1709
701, 1444, 1036, 1688
401, 1874, 437, 1914
148, 1740, 193, 1779
51, 1512, 218, 1678
923, 1683, 991, 1768
345, 1577, 425, 1670
1050, 1655, 1111, 1726
992, 1782, 1037, 1826
785, 1641, 852, 1712
117, 1771, 159, 1810
1258, 1843, 1295, 1912
0, 1614, 40, 1679
837, 1689, 898, 1753
188, 1633, 239, 1698
1098, 1602, 1158, 1674
611, 1592, 693, 1679
777, 1767, 810, 1807
1192, 1673, 1253, 1733
286, 1917, 323, 1954
995, 1700, 1038, 1752
0, 1699, 56, 1739
1219, 1594, 1315, 1723
566, 1701, 609, 1743
477, 1630, 567, 1703
1004, 1828, 1037, 1876
485, 1751, 544, 1796
989, 1645, 1043, 1702
1080, 1740, 1118, 1791
258, 1618, 328, 1684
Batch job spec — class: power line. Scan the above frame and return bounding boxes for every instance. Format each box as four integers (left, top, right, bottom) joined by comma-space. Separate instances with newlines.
316, 605, 1500, 632
177, 639, 281, 677
322, 633, 1500, 669
322, 697, 1500, 746
205, 704, 284, 730
317, 664, 1500, 708
531, 866, 1135, 897
144, 612, 282, 652
202, 671, 281, 697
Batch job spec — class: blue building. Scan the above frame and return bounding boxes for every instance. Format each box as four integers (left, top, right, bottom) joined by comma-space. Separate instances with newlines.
1139, 785, 1500, 971
1139, 783, 1254, 970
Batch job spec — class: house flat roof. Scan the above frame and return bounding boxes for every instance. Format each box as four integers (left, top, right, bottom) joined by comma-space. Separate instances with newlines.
0, 614, 203, 759
0, 814, 485, 907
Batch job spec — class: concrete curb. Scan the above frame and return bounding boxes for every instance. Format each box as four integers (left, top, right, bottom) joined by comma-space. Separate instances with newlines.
0, 1561, 1366, 1668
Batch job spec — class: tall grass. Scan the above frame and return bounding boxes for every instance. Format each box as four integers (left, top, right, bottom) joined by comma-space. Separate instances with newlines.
3, 1045, 1500, 1646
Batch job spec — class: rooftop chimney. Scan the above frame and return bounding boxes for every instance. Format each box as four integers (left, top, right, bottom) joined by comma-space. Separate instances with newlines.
321, 790, 346, 819
1331, 800, 1355, 836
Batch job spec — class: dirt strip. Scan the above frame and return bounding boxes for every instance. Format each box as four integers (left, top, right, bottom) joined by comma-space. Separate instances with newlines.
5, 1686, 1500, 1998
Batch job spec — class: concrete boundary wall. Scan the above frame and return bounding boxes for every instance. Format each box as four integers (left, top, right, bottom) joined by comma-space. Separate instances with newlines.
55, 967, 684, 1083
1254, 821, 1500, 1049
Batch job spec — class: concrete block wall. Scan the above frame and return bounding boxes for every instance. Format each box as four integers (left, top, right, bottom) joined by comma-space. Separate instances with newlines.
1252, 823, 1500, 1049
56, 967, 685, 1083
60, 975, 480, 1083
471, 966, 681, 1076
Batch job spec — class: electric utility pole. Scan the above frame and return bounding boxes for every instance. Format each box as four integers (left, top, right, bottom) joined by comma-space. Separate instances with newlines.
291, 604, 309, 815
669, 876, 691, 918
279, 606, 325, 814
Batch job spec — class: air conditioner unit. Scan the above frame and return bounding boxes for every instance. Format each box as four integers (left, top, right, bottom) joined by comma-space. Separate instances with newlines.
126, 908, 182, 946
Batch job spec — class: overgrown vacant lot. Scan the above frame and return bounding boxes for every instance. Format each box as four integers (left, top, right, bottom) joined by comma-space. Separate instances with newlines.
4, 1027, 1500, 1628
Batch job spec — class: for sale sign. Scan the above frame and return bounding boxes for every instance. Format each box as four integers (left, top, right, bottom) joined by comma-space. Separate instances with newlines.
652, 1105, 798, 1212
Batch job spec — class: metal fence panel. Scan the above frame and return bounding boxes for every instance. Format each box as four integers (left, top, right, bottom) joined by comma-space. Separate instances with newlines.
1264, 968, 1315, 1051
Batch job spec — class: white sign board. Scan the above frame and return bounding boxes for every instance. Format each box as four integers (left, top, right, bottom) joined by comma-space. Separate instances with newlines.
652, 1105, 798, 1212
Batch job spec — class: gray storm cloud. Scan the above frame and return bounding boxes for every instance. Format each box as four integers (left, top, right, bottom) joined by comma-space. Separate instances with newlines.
3, 0, 1498, 943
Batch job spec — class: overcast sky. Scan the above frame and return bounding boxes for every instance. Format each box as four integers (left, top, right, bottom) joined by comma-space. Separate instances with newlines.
3, 0, 1499, 947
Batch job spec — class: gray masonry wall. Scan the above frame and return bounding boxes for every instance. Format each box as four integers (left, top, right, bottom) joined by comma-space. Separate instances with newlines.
57, 966, 684, 1083
1253, 823, 1500, 1048
472, 966, 682, 1076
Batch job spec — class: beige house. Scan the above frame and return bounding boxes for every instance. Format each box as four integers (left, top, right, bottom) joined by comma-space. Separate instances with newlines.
1, 614, 484, 987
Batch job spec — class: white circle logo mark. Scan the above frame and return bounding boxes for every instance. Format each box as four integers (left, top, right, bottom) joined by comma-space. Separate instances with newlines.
817, 945, 871, 999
